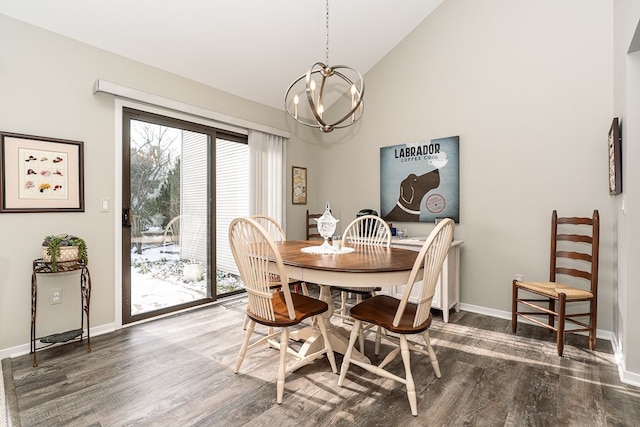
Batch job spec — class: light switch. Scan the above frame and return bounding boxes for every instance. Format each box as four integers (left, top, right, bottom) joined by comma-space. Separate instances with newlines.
100, 198, 110, 212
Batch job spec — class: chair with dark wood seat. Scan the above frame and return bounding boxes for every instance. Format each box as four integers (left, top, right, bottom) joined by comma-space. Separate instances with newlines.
306, 209, 323, 240
512, 210, 600, 356
229, 217, 337, 404
337, 218, 455, 416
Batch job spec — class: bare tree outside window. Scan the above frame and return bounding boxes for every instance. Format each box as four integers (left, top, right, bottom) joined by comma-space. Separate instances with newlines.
130, 121, 181, 228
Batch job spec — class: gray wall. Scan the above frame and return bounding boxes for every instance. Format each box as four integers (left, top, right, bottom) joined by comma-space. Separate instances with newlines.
314, 0, 615, 327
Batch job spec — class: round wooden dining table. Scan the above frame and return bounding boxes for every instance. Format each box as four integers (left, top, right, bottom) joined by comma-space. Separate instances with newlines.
273, 240, 421, 363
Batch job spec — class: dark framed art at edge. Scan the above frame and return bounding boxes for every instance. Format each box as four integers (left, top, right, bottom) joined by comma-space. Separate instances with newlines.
0, 131, 85, 213
608, 118, 622, 195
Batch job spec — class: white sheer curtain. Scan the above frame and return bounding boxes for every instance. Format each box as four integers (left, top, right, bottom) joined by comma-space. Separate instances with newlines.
248, 130, 287, 229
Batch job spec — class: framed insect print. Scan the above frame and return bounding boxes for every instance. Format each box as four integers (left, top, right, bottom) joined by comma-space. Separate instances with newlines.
0, 132, 85, 212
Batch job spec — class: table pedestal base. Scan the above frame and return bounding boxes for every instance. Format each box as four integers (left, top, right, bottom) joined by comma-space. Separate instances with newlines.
289, 284, 370, 367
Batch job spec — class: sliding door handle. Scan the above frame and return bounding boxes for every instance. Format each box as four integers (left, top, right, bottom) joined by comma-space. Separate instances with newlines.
122, 208, 131, 227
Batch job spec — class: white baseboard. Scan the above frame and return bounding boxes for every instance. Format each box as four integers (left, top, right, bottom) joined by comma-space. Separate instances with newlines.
609, 333, 640, 387
459, 303, 512, 321
0, 323, 116, 361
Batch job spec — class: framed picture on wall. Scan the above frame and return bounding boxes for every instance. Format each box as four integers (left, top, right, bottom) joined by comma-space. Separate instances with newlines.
292, 166, 307, 204
608, 117, 622, 195
0, 132, 85, 212
380, 136, 460, 223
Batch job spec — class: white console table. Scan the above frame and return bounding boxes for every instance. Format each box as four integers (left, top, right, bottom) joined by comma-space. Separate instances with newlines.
385, 238, 463, 323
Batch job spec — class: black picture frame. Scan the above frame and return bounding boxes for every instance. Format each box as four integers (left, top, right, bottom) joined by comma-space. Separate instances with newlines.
608, 118, 622, 195
0, 132, 85, 212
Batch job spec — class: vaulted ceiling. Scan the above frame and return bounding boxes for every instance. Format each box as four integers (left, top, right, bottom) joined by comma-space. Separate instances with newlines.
0, 0, 444, 110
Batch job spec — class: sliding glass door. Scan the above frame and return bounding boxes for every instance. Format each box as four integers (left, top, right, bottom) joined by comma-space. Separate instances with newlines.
122, 108, 213, 323
122, 108, 251, 324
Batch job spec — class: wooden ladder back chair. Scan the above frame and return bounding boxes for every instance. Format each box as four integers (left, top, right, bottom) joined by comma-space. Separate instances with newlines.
306, 209, 323, 240
338, 219, 455, 416
229, 217, 337, 404
334, 215, 392, 350
512, 210, 600, 356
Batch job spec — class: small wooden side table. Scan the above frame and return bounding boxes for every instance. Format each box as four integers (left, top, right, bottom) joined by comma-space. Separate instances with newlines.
31, 259, 91, 367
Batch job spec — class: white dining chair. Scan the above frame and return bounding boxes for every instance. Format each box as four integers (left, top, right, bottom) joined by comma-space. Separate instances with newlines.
242, 215, 309, 331
337, 218, 454, 416
229, 217, 337, 404
334, 215, 391, 352
250, 214, 286, 241
250, 214, 309, 294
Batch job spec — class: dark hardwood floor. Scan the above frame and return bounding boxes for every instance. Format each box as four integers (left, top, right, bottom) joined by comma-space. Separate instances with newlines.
3, 287, 640, 426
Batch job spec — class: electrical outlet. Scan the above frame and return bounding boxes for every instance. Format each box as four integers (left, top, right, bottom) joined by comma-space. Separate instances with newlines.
514, 273, 524, 281
51, 288, 62, 304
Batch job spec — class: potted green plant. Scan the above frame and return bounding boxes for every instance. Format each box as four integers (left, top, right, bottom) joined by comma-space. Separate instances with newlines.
41, 234, 88, 271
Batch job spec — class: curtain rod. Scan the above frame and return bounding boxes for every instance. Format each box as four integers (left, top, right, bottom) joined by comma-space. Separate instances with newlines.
93, 79, 290, 139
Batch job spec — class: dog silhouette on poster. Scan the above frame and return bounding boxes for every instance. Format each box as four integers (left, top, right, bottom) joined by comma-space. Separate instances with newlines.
383, 156, 448, 222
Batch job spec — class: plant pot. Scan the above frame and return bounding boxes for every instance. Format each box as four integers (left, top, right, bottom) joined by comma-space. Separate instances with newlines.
42, 246, 79, 263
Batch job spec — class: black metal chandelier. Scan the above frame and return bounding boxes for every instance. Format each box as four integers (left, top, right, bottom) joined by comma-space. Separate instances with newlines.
284, 0, 365, 133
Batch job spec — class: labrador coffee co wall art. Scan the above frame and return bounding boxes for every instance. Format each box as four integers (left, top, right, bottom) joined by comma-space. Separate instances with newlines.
380, 136, 459, 223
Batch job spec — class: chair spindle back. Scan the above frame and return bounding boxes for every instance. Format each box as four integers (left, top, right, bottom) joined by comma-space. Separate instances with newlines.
394, 219, 454, 328
251, 214, 286, 242
229, 217, 295, 322
342, 215, 391, 246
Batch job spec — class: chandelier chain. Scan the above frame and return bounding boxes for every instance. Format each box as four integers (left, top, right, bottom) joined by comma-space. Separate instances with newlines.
325, 0, 329, 65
